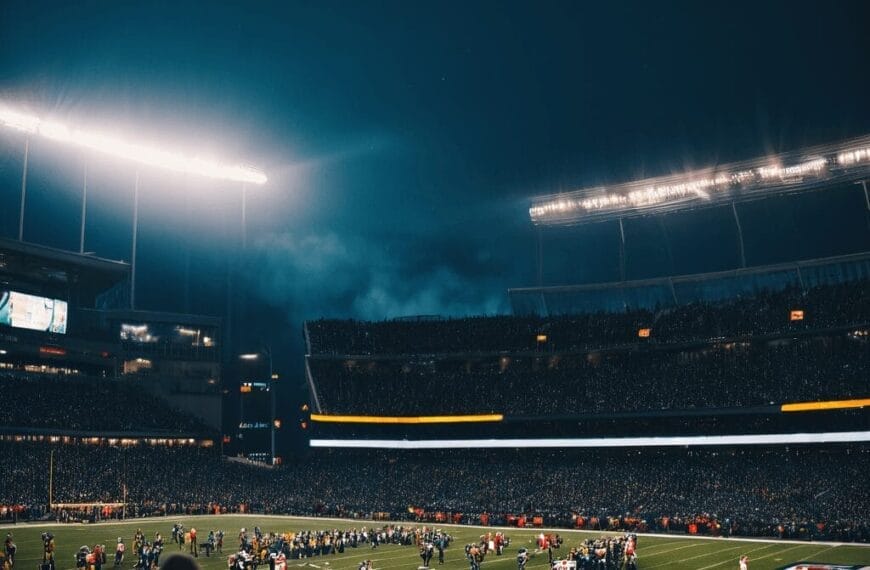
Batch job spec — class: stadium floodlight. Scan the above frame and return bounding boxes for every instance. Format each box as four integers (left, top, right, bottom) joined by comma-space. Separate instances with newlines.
239, 353, 260, 360
2, 101, 268, 313
757, 158, 827, 180
0, 102, 267, 185
838, 147, 870, 166
529, 134, 870, 225
39, 121, 73, 143
0, 108, 40, 133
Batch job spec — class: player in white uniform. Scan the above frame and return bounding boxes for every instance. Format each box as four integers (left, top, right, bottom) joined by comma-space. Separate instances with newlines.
739, 555, 749, 570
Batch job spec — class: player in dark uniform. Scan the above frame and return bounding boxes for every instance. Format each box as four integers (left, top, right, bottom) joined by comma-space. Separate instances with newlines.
4, 535, 15, 568
516, 548, 529, 570
42, 533, 56, 570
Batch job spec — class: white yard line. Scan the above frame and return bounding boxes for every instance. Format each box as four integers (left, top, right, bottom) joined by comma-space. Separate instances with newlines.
743, 543, 813, 563
643, 543, 746, 568
797, 544, 837, 562
637, 542, 707, 558
695, 543, 803, 570
633, 539, 692, 552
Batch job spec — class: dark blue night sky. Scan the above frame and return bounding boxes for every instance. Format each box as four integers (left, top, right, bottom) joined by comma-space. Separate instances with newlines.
1, 0, 870, 377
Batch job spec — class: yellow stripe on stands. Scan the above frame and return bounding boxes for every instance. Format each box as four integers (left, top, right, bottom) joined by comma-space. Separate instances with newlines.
309, 413, 504, 425
781, 399, 870, 413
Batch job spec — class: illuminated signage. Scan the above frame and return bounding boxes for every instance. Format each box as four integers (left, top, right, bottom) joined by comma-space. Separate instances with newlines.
0, 290, 68, 334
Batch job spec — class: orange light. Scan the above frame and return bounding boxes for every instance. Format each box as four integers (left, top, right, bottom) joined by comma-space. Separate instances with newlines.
781, 398, 870, 412
239, 385, 252, 393
301, 404, 310, 412
536, 334, 548, 343
273, 419, 282, 429
790, 309, 804, 321
309, 413, 504, 425
637, 328, 651, 338
39, 346, 67, 356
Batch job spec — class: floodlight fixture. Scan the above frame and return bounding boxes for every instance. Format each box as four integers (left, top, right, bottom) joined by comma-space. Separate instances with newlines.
0, 108, 40, 133
0, 102, 267, 185
529, 134, 870, 225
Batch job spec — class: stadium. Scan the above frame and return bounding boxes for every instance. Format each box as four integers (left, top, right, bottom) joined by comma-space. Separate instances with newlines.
1, 3, 869, 570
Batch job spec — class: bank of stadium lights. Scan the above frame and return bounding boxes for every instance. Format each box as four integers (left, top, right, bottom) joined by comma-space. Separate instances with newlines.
530, 159, 828, 220
529, 135, 870, 224
838, 147, 870, 166
757, 158, 827, 180
0, 105, 267, 184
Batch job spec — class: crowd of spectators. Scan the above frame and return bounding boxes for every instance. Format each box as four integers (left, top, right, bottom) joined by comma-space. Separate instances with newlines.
306, 281, 870, 355
0, 373, 213, 434
311, 332, 869, 415
1, 442, 867, 542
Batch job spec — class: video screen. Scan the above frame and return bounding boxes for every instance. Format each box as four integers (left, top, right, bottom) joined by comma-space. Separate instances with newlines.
0, 290, 68, 334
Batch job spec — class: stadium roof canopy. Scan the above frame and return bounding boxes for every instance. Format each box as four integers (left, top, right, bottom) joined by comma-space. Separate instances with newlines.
509, 250, 870, 316
0, 236, 129, 292
529, 134, 870, 226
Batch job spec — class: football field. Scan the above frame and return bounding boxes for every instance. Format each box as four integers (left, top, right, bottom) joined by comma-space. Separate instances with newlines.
3, 515, 868, 570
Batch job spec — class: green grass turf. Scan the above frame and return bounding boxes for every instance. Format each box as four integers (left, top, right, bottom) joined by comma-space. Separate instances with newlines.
2, 516, 868, 570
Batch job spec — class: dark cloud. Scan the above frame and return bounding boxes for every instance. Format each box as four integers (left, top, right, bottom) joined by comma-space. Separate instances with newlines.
247, 230, 508, 324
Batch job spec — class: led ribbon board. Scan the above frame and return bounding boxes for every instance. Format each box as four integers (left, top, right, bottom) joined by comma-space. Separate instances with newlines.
781, 398, 870, 412
310, 413, 504, 424
311, 431, 870, 449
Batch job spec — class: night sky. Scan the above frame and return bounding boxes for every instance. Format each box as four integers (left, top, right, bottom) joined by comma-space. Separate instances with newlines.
1, 1, 870, 396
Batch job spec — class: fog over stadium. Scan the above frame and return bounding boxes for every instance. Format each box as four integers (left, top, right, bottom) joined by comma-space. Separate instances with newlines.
3, 2, 869, 341
0, 2, 869, 566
